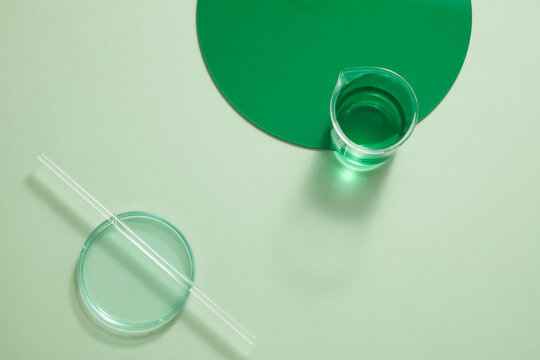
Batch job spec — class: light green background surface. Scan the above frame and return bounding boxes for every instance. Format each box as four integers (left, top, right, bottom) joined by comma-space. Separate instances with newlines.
1, 1, 540, 359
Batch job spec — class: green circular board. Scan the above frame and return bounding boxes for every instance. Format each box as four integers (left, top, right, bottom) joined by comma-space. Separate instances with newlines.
197, 0, 472, 149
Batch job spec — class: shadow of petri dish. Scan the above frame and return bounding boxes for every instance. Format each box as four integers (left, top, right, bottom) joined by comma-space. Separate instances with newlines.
197, 0, 472, 148
78, 211, 195, 332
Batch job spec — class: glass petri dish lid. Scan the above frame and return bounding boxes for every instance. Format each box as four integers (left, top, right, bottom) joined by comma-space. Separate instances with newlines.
78, 211, 195, 332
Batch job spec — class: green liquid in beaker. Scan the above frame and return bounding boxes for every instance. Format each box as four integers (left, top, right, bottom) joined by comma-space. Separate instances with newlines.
336, 86, 406, 150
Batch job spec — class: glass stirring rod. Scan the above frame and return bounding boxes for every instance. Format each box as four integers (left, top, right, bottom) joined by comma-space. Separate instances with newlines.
37, 153, 256, 346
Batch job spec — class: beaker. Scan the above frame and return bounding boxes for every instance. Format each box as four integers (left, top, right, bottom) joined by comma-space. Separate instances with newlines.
330, 67, 418, 169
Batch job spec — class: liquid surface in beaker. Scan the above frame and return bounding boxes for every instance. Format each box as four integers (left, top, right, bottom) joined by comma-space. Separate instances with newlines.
78, 211, 195, 331
336, 86, 406, 150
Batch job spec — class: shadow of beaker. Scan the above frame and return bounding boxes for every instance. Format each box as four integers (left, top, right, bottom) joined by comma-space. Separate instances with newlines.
302, 150, 393, 220
268, 150, 393, 294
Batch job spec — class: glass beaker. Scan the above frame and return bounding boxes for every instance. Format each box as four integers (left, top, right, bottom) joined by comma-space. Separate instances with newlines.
330, 67, 419, 169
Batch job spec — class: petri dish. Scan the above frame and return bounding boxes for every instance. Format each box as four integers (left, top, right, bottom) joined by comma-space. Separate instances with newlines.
78, 211, 195, 332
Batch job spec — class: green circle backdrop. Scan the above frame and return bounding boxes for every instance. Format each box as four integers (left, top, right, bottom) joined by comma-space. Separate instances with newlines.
197, 0, 472, 149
